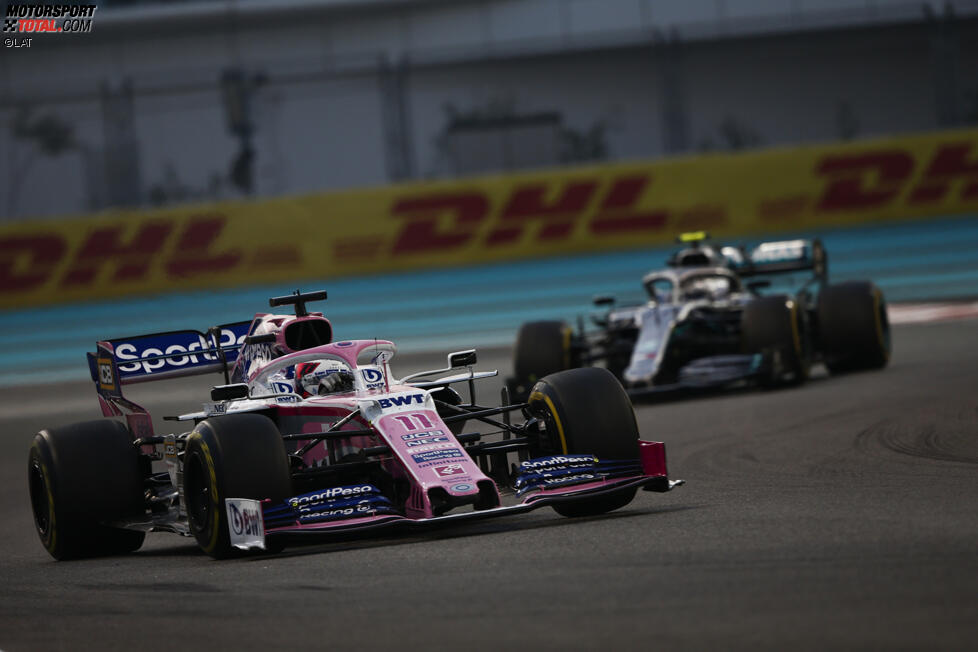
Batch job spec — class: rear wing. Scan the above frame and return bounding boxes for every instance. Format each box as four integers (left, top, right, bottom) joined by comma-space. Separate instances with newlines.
728, 238, 827, 282
87, 320, 253, 389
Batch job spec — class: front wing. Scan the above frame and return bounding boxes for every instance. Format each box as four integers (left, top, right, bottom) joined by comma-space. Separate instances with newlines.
626, 353, 771, 397
225, 442, 684, 551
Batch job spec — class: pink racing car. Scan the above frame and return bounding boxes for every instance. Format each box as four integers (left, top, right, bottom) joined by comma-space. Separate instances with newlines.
28, 290, 683, 560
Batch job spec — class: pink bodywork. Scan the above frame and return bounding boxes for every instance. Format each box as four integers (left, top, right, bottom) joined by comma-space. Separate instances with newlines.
249, 340, 497, 524
257, 341, 673, 533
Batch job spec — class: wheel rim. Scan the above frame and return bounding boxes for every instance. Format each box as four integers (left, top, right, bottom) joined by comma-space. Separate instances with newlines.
184, 453, 211, 533
529, 397, 563, 456
28, 458, 51, 536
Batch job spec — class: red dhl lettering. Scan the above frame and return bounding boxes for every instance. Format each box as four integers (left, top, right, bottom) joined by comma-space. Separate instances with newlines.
908, 143, 978, 203
0, 214, 247, 294
815, 141, 978, 211
389, 174, 672, 255
487, 180, 597, 245
0, 234, 66, 292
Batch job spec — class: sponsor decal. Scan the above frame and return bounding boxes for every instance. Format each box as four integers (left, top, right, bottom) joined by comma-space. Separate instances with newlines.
288, 484, 378, 508
297, 502, 378, 523
271, 380, 298, 403
750, 240, 807, 264
519, 455, 596, 471
378, 393, 425, 410
262, 490, 396, 526
542, 473, 598, 487
203, 401, 227, 416
433, 464, 466, 478
111, 323, 250, 378
451, 483, 474, 493
226, 498, 265, 549
404, 442, 456, 454
411, 449, 464, 464
400, 430, 444, 441
335, 341, 354, 347
405, 436, 449, 448
240, 341, 273, 378
96, 357, 114, 390
514, 456, 644, 495
361, 368, 383, 383
228, 501, 263, 537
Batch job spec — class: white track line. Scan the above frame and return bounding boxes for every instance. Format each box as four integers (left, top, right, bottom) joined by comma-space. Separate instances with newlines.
887, 302, 978, 325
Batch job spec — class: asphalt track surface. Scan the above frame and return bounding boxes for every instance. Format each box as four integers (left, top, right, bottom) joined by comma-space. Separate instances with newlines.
1, 319, 976, 651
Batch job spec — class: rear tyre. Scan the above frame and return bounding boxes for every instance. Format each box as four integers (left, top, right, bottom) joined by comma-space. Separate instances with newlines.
28, 419, 146, 561
527, 367, 640, 517
511, 320, 574, 401
184, 414, 291, 559
818, 281, 890, 373
741, 295, 811, 386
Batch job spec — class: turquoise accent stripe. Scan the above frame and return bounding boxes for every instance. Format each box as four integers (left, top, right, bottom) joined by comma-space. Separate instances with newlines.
0, 214, 976, 386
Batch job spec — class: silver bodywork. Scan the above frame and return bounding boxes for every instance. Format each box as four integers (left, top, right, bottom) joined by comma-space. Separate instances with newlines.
616, 267, 754, 385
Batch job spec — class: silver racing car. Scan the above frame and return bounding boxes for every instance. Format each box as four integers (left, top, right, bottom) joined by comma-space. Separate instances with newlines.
508, 233, 891, 400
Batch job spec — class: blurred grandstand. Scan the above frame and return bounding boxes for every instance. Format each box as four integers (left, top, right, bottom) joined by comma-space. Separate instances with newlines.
2, 0, 977, 220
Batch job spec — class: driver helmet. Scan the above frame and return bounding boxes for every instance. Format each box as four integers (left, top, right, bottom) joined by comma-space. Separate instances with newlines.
684, 276, 730, 301
295, 359, 354, 397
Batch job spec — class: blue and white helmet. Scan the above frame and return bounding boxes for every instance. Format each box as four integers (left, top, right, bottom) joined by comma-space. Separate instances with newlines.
295, 359, 353, 397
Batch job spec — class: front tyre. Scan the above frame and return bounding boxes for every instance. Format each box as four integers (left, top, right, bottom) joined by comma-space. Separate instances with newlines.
184, 414, 291, 558
28, 419, 146, 561
818, 281, 890, 373
528, 367, 640, 517
741, 295, 811, 386
510, 320, 575, 401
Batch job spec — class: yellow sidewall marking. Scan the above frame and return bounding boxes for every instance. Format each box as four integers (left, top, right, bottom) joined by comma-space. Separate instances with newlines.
191, 432, 222, 553
787, 300, 807, 378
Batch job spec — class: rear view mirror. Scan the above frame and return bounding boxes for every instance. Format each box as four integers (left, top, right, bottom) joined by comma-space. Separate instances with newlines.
211, 384, 249, 401
593, 295, 615, 307
448, 350, 477, 368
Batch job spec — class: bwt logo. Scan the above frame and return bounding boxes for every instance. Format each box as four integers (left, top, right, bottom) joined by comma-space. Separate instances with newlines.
361, 368, 385, 389
228, 502, 262, 537
378, 394, 425, 409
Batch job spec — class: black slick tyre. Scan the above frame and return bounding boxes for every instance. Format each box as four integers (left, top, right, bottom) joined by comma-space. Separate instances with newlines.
511, 320, 574, 401
818, 281, 891, 373
741, 295, 811, 386
527, 367, 640, 517
28, 419, 146, 561
183, 414, 291, 558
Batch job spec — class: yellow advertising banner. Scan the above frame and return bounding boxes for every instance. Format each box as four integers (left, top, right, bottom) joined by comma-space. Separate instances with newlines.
2, 127, 977, 309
